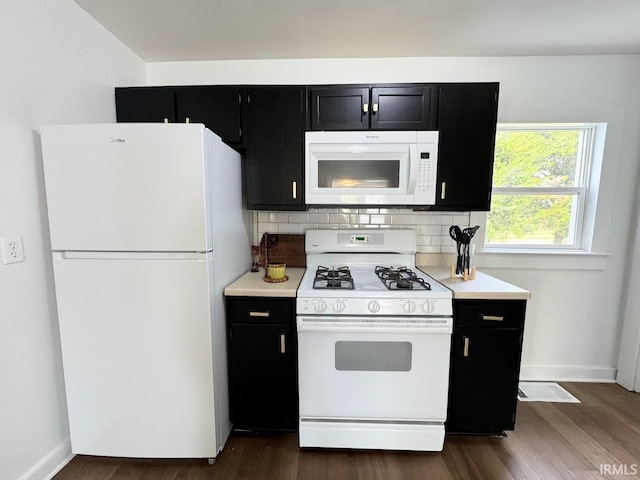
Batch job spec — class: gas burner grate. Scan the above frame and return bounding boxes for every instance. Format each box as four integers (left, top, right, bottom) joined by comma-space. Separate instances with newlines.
375, 266, 431, 291
313, 266, 355, 290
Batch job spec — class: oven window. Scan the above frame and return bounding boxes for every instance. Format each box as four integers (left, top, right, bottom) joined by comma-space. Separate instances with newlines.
335, 341, 412, 371
318, 160, 400, 189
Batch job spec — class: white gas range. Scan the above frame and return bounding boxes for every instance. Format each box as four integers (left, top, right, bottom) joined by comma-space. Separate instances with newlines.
296, 229, 453, 452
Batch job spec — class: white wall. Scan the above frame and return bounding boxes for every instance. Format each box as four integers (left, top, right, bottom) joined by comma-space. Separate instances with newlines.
148, 55, 640, 383
617, 191, 640, 391
0, 2, 145, 479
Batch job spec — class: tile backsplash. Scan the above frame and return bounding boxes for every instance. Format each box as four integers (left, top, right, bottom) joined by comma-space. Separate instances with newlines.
253, 208, 470, 254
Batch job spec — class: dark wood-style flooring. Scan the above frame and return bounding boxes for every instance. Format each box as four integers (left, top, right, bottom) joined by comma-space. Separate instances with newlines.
53, 383, 640, 480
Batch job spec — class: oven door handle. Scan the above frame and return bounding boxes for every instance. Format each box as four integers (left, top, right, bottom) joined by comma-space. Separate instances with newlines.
297, 323, 452, 334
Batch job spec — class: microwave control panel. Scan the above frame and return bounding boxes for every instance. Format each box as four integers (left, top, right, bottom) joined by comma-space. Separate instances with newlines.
414, 144, 437, 204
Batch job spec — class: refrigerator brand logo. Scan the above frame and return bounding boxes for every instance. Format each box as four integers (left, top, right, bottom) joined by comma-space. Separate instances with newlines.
109, 137, 126, 143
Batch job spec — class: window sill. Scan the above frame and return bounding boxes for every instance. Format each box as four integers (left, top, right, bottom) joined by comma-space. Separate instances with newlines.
473, 250, 610, 270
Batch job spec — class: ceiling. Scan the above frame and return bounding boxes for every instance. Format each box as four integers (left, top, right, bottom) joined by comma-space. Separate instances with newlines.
73, 0, 640, 62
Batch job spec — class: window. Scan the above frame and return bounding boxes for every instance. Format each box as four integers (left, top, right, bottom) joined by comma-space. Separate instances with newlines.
483, 123, 601, 251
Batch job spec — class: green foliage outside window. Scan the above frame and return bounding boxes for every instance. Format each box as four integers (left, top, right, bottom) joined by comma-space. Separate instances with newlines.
486, 130, 581, 245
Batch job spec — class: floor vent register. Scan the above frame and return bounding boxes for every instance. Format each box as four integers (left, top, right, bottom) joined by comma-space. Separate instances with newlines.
517, 382, 581, 403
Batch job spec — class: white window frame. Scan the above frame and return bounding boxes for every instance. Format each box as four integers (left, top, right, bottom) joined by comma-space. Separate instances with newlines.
472, 122, 606, 257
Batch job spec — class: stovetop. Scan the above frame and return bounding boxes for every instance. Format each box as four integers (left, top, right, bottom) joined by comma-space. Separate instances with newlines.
312, 265, 433, 291
296, 229, 452, 316
298, 262, 452, 316
300, 263, 449, 297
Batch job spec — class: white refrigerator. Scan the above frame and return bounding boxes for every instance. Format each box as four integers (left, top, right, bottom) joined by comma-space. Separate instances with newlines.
40, 123, 251, 459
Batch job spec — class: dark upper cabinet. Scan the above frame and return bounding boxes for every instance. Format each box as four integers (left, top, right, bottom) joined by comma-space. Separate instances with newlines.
434, 83, 499, 211
115, 87, 175, 123
370, 87, 437, 130
310, 86, 436, 131
115, 82, 499, 211
447, 300, 526, 435
115, 86, 242, 146
310, 88, 369, 130
243, 87, 306, 210
226, 297, 297, 431
174, 87, 242, 144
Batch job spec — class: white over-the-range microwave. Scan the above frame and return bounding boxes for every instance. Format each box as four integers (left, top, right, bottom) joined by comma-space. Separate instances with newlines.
305, 130, 439, 207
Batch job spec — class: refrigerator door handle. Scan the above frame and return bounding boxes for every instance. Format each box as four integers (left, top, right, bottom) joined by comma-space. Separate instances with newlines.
53, 251, 209, 261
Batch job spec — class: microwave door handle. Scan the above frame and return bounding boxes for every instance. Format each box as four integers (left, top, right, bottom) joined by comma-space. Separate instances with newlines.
407, 144, 418, 193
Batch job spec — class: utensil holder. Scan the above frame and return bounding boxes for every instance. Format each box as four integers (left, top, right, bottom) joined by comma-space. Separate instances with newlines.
450, 265, 476, 281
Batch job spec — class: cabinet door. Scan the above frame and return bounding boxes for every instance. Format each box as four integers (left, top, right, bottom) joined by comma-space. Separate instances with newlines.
435, 83, 499, 211
244, 87, 306, 210
115, 87, 175, 123
447, 328, 523, 434
228, 323, 297, 431
310, 87, 370, 130
370, 87, 436, 130
175, 86, 242, 145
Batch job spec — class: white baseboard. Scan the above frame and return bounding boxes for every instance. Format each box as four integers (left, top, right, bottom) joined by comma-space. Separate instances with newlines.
520, 365, 617, 383
19, 439, 75, 480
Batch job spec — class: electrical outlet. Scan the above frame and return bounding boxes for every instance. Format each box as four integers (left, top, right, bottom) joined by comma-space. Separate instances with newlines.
1, 236, 25, 264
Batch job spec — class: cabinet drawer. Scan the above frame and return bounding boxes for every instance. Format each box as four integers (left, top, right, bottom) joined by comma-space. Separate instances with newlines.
455, 300, 526, 329
227, 298, 293, 325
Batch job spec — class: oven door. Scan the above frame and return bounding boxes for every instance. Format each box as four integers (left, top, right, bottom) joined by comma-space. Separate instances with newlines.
297, 316, 452, 450
298, 317, 451, 419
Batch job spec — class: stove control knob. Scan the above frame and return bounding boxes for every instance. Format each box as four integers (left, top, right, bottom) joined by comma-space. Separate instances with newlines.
367, 300, 381, 313
403, 300, 416, 313
422, 300, 435, 314
333, 300, 346, 313
314, 299, 327, 313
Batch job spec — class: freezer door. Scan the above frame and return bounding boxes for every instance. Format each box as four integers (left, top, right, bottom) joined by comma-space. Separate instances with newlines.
41, 124, 212, 252
52, 252, 220, 458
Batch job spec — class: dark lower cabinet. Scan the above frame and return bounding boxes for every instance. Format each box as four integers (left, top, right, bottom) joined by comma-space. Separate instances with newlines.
225, 297, 297, 431
447, 299, 526, 434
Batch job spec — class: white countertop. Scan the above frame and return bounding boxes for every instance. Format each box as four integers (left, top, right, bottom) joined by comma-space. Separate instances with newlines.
418, 266, 531, 300
224, 267, 305, 298
225, 265, 530, 301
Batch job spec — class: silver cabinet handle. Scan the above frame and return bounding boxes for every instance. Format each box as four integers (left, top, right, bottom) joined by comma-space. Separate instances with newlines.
463, 337, 470, 357
482, 315, 504, 321
280, 334, 286, 354
441, 182, 447, 200
372, 103, 379, 113
363, 103, 369, 114
249, 311, 269, 317
292, 181, 297, 199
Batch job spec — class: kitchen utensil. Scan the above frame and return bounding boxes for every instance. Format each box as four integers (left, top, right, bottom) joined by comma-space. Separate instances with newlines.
462, 226, 480, 274
449, 226, 465, 275
448, 225, 458, 242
